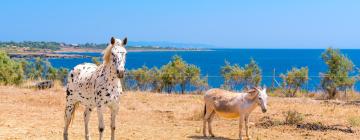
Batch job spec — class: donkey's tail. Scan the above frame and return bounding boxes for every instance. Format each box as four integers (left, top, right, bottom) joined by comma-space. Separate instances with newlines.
203, 104, 207, 117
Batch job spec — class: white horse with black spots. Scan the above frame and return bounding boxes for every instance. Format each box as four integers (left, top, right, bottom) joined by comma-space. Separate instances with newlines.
63, 37, 127, 140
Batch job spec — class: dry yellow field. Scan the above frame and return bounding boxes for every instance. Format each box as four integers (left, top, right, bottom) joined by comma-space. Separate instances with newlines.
0, 86, 360, 140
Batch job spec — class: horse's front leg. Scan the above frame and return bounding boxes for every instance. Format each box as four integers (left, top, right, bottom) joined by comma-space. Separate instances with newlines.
97, 107, 105, 140
245, 114, 251, 139
110, 105, 119, 140
239, 115, 244, 140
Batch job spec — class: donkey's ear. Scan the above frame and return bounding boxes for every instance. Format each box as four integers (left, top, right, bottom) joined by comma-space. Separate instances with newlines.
122, 37, 127, 46
246, 89, 258, 99
110, 37, 115, 45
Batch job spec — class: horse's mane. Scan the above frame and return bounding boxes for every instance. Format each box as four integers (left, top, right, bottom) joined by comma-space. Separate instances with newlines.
102, 44, 114, 65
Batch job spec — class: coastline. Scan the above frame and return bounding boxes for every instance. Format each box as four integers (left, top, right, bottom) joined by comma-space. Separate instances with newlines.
6, 48, 213, 59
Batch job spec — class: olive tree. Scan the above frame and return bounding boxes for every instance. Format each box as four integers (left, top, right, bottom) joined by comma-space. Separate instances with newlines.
320, 48, 357, 99
280, 67, 309, 97
220, 58, 262, 90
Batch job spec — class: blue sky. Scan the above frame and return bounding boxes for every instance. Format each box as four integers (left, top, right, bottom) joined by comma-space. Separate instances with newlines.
1, 0, 360, 48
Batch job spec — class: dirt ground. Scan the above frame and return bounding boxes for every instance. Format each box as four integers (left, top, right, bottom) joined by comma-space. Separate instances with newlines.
0, 86, 360, 140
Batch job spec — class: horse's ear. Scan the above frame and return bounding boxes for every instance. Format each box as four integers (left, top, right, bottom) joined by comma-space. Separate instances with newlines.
110, 37, 115, 45
122, 37, 127, 46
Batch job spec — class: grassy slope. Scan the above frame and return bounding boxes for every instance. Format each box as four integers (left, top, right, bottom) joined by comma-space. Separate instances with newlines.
0, 86, 359, 139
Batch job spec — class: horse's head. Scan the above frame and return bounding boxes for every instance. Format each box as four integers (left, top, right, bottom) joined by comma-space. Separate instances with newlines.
104, 37, 128, 78
255, 87, 268, 113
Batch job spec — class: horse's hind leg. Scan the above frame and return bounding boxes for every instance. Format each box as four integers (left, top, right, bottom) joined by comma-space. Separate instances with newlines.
110, 105, 119, 140
63, 102, 75, 140
84, 107, 92, 140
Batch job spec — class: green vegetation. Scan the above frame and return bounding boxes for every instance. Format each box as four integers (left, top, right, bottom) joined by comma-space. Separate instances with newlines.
0, 41, 61, 50
220, 58, 262, 90
91, 57, 101, 66
126, 55, 208, 94
320, 48, 357, 99
348, 116, 360, 127
0, 51, 24, 85
280, 67, 309, 97
2, 46, 360, 98
284, 110, 304, 125
0, 51, 68, 85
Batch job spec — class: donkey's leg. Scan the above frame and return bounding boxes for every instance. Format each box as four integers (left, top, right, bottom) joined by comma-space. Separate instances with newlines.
84, 107, 92, 140
208, 111, 216, 137
110, 105, 119, 140
245, 114, 251, 139
63, 103, 75, 140
97, 107, 105, 140
203, 104, 213, 137
239, 115, 245, 140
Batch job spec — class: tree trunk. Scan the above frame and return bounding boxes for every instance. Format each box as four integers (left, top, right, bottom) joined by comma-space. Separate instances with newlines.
292, 86, 299, 97
328, 88, 337, 99
181, 82, 186, 94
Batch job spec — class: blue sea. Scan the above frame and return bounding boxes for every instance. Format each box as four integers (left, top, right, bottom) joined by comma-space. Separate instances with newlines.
49, 49, 360, 91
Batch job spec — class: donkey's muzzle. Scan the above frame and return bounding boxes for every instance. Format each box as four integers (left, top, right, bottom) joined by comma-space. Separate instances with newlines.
117, 70, 125, 78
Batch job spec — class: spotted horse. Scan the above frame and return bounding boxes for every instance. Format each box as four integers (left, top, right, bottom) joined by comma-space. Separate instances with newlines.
63, 37, 127, 140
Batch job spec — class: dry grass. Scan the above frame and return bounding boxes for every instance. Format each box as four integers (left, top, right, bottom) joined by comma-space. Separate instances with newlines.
1, 86, 360, 139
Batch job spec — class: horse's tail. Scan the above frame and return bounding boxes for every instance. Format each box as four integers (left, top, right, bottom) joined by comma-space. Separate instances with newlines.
69, 102, 79, 125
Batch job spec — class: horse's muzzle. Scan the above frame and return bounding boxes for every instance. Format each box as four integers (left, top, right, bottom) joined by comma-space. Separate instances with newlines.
116, 70, 125, 78
262, 109, 267, 113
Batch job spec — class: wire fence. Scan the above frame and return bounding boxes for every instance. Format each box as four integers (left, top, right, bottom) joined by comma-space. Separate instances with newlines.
123, 74, 360, 92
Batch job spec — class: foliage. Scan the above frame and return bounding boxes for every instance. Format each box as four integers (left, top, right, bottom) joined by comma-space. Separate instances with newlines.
57, 67, 69, 85
284, 110, 304, 125
220, 58, 262, 90
92, 57, 101, 66
280, 67, 309, 97
0, 51, 24, 85
0, 51, 69, 85
348, 116, 360, 127
126, 55, 208, 93
0, 41, 61, 50
320, 48, 357, 99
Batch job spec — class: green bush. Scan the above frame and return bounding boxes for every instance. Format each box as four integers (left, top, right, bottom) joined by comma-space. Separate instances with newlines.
0, 51, 24, 85
284, 110, 304, 125
126, 55, 208, 93
220, 58, 262, 90
280, 67, 309, 97
348, 116, 360, 127
320, 48, 357, 99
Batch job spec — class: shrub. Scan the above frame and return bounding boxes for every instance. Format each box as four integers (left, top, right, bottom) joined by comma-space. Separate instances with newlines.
284, 110, 304, 125
320, 48, 357, 99
280, 67, 309, 97
220, 58, 262, 90
348, 116, 360, 127
126, 55, 208, 93
0, 51, 24, 85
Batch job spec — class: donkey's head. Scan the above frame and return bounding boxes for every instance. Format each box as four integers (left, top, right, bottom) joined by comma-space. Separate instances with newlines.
103, 37, 128, 78
254, 87, 268, 113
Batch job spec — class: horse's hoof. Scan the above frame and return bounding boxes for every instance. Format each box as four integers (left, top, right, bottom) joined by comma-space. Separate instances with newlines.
210, 134, 215, 137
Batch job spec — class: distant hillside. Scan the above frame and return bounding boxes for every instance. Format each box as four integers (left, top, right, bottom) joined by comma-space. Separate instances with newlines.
0, 41, 209, 51
128, 41, 216, 49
